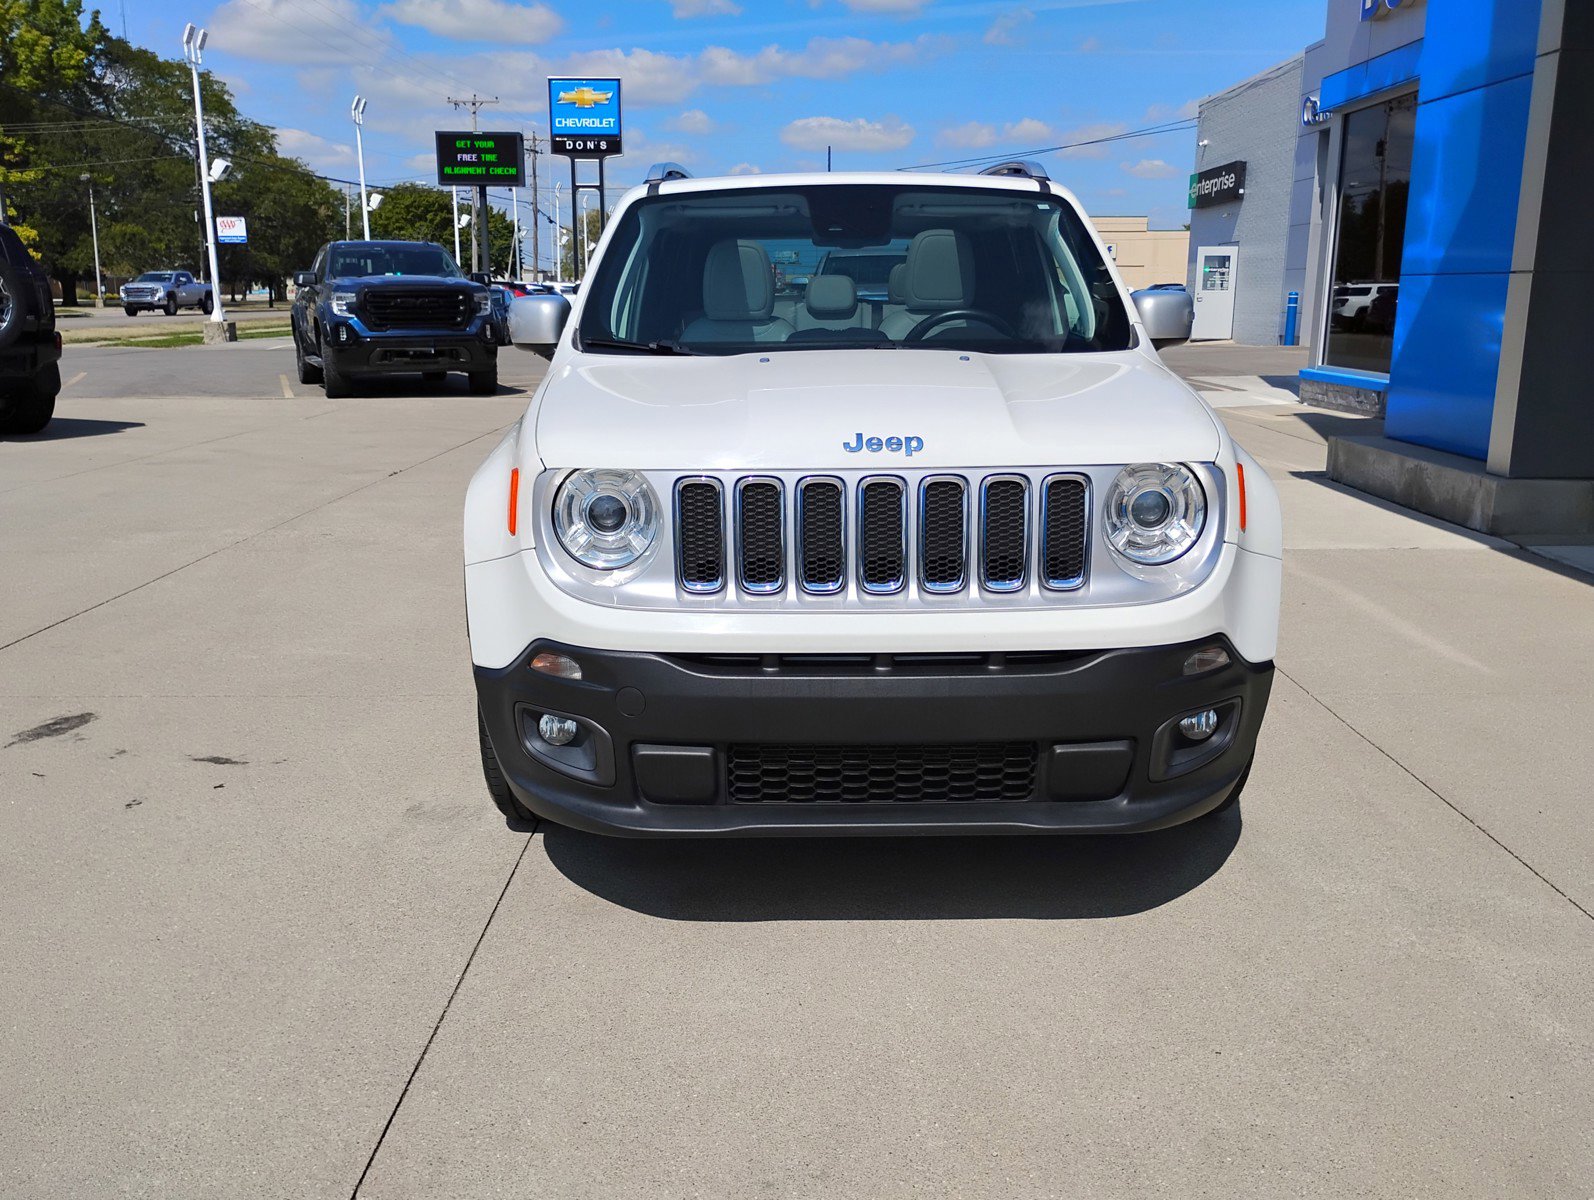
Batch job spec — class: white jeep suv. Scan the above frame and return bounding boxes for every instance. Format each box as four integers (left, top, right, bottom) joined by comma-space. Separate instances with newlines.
464, 163, 1281, 836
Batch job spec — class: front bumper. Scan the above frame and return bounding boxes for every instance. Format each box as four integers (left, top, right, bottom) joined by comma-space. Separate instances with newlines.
476, 637, 1273, 837
323, 321, 497, 375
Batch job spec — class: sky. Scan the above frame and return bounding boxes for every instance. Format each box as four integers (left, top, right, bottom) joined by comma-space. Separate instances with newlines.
115, 0, 1326, 232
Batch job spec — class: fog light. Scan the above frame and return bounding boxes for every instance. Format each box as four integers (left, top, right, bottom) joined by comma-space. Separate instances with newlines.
530, 651, 582, 680
538, 714, 578, 746
1183, 646, 1231, 675
1179, 709, 1220, 742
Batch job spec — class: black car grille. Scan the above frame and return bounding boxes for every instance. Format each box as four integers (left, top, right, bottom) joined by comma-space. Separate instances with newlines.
672, 473, 1090, 597
362, 289, 471, 329
727, 742, 1038, 804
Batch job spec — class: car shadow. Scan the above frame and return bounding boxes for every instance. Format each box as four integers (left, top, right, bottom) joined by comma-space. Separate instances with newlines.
356, 377, 526, 399
2, 418, 145, 441
539, 811, 1241, 921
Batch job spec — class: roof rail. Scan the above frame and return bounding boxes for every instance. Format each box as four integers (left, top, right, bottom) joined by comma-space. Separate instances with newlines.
644, 162, 693, 184
978, 160, 1050, 181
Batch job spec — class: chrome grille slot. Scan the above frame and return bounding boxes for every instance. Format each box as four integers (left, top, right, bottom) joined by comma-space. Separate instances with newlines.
675, 479, 725, 593
1042, 476, 1089, 590
919, 477, 968, 592
798, 478, 845, 594
736, 479, 785, 593
857, 478, 907, 594
980, 476, 1029, 591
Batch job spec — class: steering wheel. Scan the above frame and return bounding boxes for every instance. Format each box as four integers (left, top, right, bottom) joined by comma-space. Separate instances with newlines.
902, 308, 1018, 342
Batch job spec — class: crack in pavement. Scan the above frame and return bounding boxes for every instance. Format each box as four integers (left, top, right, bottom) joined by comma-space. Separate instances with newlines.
1276, 666, 1594, 923
349, 827, 536, 1198
0, 426, 505, 656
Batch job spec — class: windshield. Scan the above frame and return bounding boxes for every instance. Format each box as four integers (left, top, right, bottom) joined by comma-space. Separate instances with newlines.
135, 272, 175, 282
578, 184, 1133, 355
328, 243, 462, 279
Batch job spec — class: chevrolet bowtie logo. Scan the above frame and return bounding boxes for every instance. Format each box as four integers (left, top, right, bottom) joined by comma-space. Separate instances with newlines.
557, 87, 613, 108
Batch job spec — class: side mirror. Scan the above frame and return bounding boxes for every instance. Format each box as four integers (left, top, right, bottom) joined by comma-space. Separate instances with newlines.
508, 292, 571, 359
468, 272, 491, 286
1131, 287, 1194, 350
293, 271, 315, 287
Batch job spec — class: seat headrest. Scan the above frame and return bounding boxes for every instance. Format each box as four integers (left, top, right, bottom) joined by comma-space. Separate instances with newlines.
805, 275, 858, 320
887, 263, 908, 304
903, 229, 975, 311
702, 240, 775, 322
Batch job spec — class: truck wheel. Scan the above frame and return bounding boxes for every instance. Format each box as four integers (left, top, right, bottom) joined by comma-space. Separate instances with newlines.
319, 331, 351, 398
1, 363, 60, 435
201, 293, 214, 315
123, 305, 138, 317
478, 709, 532, 825
163, 294, 177, 316
468, 368, 498, 395
294, 326, 322, 385
0, 259, 25, 350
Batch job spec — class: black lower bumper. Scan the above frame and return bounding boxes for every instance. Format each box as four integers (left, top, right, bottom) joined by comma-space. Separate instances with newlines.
329, 334, 496, 375
475, 638, 1274, 837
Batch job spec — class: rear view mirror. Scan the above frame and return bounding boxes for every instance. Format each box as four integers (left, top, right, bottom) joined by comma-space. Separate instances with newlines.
293, 271, 315, 287
508, 293, 571, 359
1131, 288, 1194, 350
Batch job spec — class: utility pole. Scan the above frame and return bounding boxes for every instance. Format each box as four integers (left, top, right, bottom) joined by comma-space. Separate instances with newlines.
81, 175, 103, 306
529, 132, 541, 282
447, 94, 499, 275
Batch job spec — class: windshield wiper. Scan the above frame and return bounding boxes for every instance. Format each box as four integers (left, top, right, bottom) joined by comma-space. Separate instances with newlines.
581, 336, 704, 356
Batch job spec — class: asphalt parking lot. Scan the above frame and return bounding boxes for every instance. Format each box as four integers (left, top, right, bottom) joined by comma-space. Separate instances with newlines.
4, 340, 1593, 1198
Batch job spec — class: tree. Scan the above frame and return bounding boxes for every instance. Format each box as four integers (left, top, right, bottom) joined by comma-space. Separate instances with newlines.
367, 182, 515, 275
560, 206, 604, 281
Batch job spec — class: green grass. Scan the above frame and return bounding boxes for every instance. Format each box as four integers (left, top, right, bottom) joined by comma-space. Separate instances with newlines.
95, 325, 292, 349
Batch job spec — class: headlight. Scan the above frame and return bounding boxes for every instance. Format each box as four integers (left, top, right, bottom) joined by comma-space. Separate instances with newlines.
1104, 463, 1206, 565
330, 291, 358, 317
553, 469, 659, 569
475, 291, 492, 316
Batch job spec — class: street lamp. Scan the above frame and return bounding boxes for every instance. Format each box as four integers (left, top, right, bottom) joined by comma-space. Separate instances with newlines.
181, 22, 225, 324
452, 188, 461, 264
578, 189, 595, 280
351, 94, 370, 239
80, 173, 103, 308
552, 182, 563, 283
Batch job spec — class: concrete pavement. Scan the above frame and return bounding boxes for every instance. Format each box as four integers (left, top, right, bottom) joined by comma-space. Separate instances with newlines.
2, 343, 1591, 1198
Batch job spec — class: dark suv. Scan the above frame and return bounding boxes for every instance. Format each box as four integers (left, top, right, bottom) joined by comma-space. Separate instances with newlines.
291, 240, 498, 398
0, 224, 62, 436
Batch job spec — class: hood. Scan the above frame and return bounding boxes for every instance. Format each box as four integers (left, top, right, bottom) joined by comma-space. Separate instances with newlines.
533, 349, 1222, 471
335, 274, 478, 289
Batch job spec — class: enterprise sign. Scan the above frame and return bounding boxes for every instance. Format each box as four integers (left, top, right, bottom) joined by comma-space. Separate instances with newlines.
1189, 160, 1247, 209
549, 77, 623, 157
435, 131, 525, 187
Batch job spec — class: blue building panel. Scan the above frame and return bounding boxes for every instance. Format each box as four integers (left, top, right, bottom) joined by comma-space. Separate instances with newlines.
1415, 0, 1542, 103
1384, 272, 1509, 459
1319, 39, 1423, 112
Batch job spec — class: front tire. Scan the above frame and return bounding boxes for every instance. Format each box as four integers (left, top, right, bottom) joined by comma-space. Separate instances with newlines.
479, 709, 532, 824
201, 293, 214, 315
1, 363, 60, 435
123, 305, 138, 317
163, 294, 177, 316
319, 330, 351, 398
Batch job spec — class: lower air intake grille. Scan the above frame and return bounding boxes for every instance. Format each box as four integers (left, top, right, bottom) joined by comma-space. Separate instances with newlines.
737, 480, 784, 592
981, 477, 1029, 590
858, 479, 906, 593
727, 742, 1038, 804
676, 481, 724, 592
798, 479, 845, 593
1042, 477, 1088, 589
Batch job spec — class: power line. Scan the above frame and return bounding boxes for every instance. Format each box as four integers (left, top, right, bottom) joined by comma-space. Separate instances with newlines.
897, 119, 1199, 173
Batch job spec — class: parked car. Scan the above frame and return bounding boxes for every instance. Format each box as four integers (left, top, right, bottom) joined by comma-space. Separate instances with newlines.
1363, 285, 1400, 335
0, 223, 62, 436
1331, 282, 1396, 330
465, 163, 1282, 836
119, 270, 213, 316
289, 240, 498, 398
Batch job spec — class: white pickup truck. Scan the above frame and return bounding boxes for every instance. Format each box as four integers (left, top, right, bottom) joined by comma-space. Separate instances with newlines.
465, 162, 1281, 837
119, 270, 213, 316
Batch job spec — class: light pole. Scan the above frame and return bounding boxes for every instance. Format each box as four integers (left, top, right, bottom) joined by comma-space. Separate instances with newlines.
553, 182, 563, 283
352, 95, 370, 239
181, 22, 225, 324
80, 174, 103, 308
452, 188, 461, 265
578, 190, 595, 280
511, 185, 521, 280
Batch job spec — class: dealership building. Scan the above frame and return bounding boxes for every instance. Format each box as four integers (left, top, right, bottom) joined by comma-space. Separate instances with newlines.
1187, 0, 1593, 536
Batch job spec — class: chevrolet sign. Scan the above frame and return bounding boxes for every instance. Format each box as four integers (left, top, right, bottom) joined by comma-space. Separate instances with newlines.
549, 76, 623, 157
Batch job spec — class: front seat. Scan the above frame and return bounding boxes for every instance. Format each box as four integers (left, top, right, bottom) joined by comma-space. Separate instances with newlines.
880, 229, 976, 340
682, 240, 794, 344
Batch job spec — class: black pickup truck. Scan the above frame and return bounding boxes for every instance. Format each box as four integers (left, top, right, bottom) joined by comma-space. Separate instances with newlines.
0, 224, 62, 436
290, 240, 498, 398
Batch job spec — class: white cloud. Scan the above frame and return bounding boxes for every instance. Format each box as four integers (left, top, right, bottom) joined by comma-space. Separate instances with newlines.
937, 121, 996, 148
1121, 158, 1181, 179
667, 108, 717, 134
782, 116, 914, 152
728, 162, 762, 174
1003, 117, 1052, 143
701, 34, 946, 87
1078, 35, 1103, 52
983, 7, 1032, 45
671, 0, 742, 13
378, 0, 562, 42
275, 128, 355, 170
210, 0, 381, 65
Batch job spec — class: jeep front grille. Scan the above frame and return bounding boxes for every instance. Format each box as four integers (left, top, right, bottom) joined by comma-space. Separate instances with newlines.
672, 471, 1090, 599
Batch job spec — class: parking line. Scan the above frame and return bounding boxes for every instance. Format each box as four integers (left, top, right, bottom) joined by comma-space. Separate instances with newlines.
63, 371, 87, 390
278, 374, 294, 398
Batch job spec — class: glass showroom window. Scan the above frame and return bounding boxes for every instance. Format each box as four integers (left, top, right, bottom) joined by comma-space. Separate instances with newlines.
1325, 92, 1416, 374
